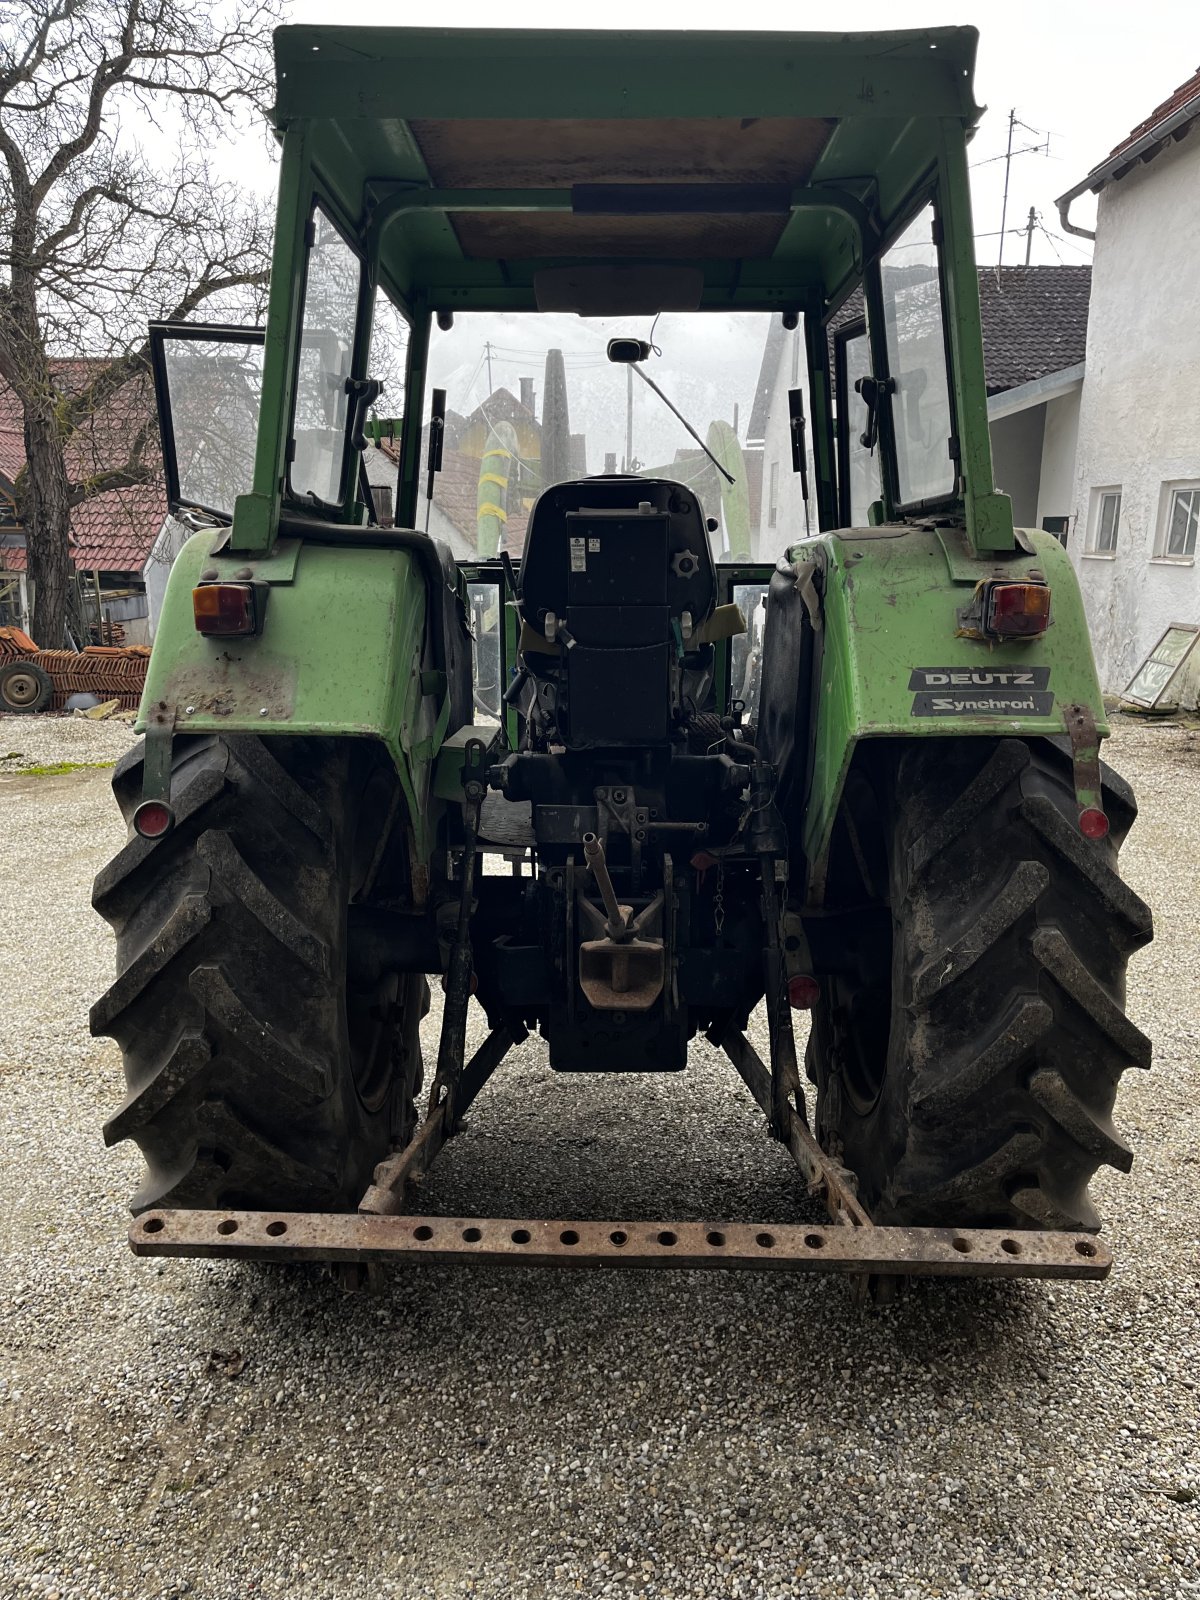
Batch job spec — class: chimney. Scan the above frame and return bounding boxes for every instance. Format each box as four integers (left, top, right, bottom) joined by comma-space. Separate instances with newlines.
519, 376, 536, 416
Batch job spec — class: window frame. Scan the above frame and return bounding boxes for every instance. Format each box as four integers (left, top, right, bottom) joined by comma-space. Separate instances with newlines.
833, 317, 882, 528
148, 320, 266, 523
283, 199, 370, 516
1155, 481, 1200, 564
1086, 487, 1122, 557
869, 189, 960, 518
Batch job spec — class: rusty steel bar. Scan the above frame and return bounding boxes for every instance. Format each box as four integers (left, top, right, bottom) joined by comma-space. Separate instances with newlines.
128, 1209, 1112, 1279
717, 1025, 872, 1228
359, 1019, 524, 1216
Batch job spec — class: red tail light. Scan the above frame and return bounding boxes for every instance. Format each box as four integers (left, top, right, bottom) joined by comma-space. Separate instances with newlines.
133, 799, 174, 839
984, 582, 1051, 638
788, 974, 820, 1010
1079, 807, 1110, 840
193, 582, 257, 636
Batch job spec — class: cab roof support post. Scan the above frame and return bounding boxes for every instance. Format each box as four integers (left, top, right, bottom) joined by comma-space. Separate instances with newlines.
231, 120, 314, 555
861, 257, 897, 525
933, 117, 1015, 554
396, 304, 431, 532
803, 289, 838, 533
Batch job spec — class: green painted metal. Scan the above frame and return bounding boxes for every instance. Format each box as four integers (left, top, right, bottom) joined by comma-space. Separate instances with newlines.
933, 122, 1014, 555
270, 26, 983, 322
138, 530, 443, 858
233, 123, 313, 555
277, 28, 979, 124
796, 526, 1108, 896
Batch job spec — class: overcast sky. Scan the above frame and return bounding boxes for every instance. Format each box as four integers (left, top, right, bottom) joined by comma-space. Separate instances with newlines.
274, 0, 1199, 266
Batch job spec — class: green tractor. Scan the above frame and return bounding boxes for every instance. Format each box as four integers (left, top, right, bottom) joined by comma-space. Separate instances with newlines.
93, 25, 1152, 1288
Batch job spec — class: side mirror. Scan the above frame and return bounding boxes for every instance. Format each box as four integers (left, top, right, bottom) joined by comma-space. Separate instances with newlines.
607, 337, 652, 365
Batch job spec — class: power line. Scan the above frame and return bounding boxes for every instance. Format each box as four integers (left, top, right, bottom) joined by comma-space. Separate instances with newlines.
1037, 221, 1066, 265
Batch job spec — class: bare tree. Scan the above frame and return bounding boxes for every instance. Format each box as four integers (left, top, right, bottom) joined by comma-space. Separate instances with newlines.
0, 0, 281, 645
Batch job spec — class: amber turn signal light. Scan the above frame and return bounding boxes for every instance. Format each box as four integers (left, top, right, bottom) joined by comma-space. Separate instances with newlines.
192, 582, 257, 636
984, 581, 1051, 638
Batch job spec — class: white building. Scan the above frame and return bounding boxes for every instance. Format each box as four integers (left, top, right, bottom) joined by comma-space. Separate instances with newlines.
1057, 68, 1200, 701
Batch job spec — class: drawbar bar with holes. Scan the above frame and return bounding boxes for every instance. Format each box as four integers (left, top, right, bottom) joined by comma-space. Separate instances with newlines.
130, 1211, 1111, 1279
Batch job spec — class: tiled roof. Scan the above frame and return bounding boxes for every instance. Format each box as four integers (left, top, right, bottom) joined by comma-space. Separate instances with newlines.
71, 483, 167, 573
0, 427, 25, 484
975, 266, 1091, 393
1109, 67, 1200, 161
0, 360, 165, 574
825, 265, 1090, 395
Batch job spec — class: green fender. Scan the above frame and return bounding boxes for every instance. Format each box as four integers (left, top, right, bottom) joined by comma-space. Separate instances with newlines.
797, 523, 1108, 895
137, 530, 446, 860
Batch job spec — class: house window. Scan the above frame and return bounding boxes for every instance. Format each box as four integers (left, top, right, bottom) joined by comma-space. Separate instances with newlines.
1160, 484, 1200, 560
1089, 489, 1121, 554
768, 461, 780, 528
1042, 516, 1069, 548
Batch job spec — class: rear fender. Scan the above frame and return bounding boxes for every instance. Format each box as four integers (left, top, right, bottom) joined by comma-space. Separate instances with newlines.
137, 530, 452, 860
797, 524, 1107, 898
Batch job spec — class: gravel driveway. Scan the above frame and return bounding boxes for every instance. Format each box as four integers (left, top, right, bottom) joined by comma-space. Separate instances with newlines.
1, 713, 1196, 1600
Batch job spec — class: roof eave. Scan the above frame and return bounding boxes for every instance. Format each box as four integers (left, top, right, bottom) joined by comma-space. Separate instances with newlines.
1056, 90, 1200, 211
986, 362, 1085, 423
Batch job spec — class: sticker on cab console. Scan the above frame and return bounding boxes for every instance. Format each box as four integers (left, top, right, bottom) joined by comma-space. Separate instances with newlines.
909, 666, 1053, 718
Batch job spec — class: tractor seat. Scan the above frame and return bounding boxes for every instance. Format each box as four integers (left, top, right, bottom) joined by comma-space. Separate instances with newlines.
516, 477, 722, 746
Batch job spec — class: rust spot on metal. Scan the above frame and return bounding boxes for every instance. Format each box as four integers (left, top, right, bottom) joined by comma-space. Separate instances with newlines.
128, 1208, 1113, 1280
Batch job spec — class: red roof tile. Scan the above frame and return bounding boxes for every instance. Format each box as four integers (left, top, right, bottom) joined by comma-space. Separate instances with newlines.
0, 360, 165, 574
1108, 67, 1200, 161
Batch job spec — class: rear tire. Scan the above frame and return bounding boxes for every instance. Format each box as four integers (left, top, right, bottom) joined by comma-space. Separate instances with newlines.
808, 737, 1153, 1231
91, 734, 427, 1213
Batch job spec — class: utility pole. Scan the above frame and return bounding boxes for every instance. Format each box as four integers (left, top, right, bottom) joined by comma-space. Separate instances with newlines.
484, 340, 494, 395
997, 107, 1016, 278
993, 110, 1051, 285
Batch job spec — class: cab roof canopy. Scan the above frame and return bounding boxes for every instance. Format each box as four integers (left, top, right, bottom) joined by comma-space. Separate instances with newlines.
272, 26, 983, 317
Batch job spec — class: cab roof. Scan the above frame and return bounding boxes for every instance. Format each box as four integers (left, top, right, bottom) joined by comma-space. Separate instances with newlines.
272, 26, 983, 316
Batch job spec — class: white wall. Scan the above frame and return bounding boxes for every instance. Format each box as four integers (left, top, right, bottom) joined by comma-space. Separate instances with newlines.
1069, 130, 1200, 699
757, 326, 817, 561
1035, 388, 1081, 528
990, 404, 1045, 528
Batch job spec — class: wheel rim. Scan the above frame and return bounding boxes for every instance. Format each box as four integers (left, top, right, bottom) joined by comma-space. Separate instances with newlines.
348, 968, 400, 1113
3, 670, 42, 707
836, 978, 892, 1115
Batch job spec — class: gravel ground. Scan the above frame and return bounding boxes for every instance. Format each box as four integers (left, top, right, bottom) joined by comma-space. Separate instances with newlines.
0, 714, 1197, 1600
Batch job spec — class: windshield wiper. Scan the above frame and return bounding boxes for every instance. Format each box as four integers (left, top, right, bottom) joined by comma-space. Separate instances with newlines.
630, 364, 736, 486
